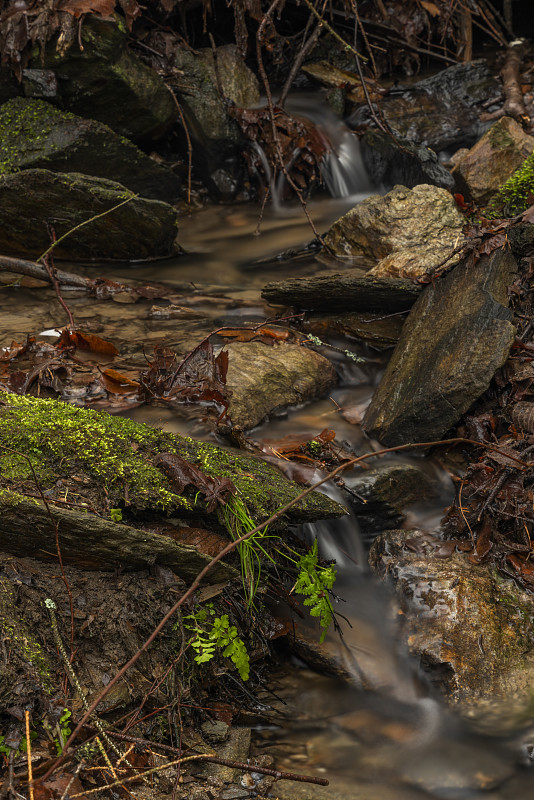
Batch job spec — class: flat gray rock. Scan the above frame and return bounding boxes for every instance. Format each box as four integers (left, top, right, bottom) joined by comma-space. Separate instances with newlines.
363, 248, 517, 446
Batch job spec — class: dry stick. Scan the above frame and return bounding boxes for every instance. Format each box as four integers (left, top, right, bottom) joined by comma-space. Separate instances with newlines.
501, 38, 529, 123
25, 711, 34, 800
299, 0, 367, 62
96, 730, 329, 786
168, 88, 193, 210
43, 254, 76, 328
0, 255, 89, 288
352, 0, 379, 79
278, 18, 322, 108
255, 0, 324, 243
67, 754, 212, 798
40, 435, 531, 784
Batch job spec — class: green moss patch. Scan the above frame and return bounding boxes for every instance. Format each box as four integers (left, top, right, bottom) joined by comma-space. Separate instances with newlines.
0, 392, 344, 523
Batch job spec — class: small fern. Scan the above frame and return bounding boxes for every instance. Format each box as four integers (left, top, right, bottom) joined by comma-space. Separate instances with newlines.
182, 603, 250, 681
293, 540, 337, 643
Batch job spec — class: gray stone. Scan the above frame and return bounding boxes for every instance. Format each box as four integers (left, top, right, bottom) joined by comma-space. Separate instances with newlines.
369, 529, 534, 722
361, 129, 455, 192
344, 464, 437, 538
452, 117, 534, 205
0, 169, 180, 262
325, 184, 465, 279
201, 719, 229, 743
202, 728, 251, 783
363, 248, 517, 446
225, 341, 337, 430
173, 44, 259, 151
0, 98, 181, 202
33, 15, 176, 141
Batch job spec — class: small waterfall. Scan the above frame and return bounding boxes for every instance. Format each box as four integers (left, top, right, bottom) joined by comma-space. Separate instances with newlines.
287, 95, 374, 199
251, 96, 374, 205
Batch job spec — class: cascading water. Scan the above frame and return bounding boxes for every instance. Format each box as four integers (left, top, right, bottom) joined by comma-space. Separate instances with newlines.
252, 95, 375, 208
286, 96, 374, 200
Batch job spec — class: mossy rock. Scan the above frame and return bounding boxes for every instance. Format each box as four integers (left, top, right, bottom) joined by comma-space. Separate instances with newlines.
0, 169, 179, 261
173, 44, 259, 150
0, 391, 344, 532
30, 14, 176, 141
0, 98, 181, 201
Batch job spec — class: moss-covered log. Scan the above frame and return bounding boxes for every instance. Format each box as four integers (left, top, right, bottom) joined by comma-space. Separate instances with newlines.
0, 392, 344, 572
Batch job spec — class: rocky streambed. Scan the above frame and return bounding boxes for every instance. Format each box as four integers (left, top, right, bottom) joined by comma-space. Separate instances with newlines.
2, 5, 534, 798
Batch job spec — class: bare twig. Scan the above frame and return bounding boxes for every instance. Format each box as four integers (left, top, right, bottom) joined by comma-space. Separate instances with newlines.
255, 0, 324, 242
43, 253, 76, 328
87, 729, 330, 786
37, 193, 138, 263
25, 711, 34, 800
278, 18, 322, 108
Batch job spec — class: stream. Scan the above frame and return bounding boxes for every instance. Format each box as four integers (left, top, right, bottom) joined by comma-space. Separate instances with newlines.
2, 152, 534, 798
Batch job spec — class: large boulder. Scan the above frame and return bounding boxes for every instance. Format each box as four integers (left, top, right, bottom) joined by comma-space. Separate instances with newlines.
173, 44, 260, 151
225, 341, 337, 430
31, 14, 176, 141
370, 529, 534, 722
324, 184, 465, 279
349, 60, 499, 153
0, 169, 180, 261
452, 117, 534, 205
0, 98, 181, 202
363, 248, 517, 446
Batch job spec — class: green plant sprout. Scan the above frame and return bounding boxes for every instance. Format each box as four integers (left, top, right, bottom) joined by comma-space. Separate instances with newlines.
55, 708, 72, 755
284, 539, 337, 643
110, 508, 123, 523
182, 602, 250, 681
218, 495, 275, 609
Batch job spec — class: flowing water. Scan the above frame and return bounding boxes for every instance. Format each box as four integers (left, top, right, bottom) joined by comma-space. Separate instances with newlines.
2, 110, 534, 798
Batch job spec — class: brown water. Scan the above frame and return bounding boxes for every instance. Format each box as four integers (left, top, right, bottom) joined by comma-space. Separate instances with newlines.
2, 193, 534, 799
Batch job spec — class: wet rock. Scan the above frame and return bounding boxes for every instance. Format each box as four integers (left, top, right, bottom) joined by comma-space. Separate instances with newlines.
349, 60, 499, 152
363, 248, 517, 446
416, 59, 501, 109
369, 529, 534, 721
343, 464, 437, 540
0, 169, 180, 261
225, 341, 337, 430
173, 44, 259, 151
202, 728, 251, 782
262, 273, 422, 313
31, 15, 176, 141
361, 129, 455, 192
302, 311, 404, 348
0, 98, 181, 202
452, 116, 534, 205
325, 184, 465, 279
